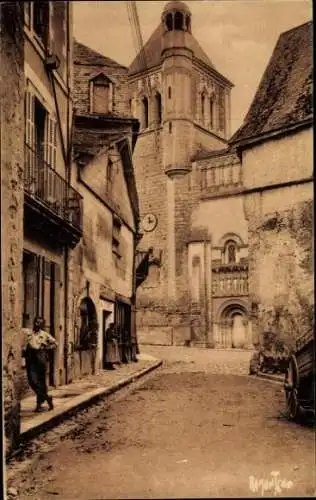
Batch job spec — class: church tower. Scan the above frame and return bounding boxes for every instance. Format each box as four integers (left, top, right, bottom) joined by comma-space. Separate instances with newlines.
128, 1, 234, 345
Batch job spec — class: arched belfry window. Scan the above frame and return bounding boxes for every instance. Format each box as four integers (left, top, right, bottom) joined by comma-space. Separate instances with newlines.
154, 92, 162, 125
174, 11, 184, 30
141, 96, 149, 129
186, 15, 191, 32
166, 13, 173, 31
201, 92, 206, 124
209, 96, 214, 129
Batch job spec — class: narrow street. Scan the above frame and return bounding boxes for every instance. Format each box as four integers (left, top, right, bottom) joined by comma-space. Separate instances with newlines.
7, 347, 315, 499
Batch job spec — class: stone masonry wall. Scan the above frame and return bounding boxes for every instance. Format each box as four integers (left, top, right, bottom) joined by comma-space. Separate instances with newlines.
242, 127, 313, 348
1, 1, 24, 456
244, 184, 313, 348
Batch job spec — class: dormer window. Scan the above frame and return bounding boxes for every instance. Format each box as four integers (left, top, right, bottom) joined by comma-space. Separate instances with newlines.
90, 74, 113, 115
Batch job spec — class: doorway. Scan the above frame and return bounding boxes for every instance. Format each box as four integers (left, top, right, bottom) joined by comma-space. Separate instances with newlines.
102, 310, 112, 368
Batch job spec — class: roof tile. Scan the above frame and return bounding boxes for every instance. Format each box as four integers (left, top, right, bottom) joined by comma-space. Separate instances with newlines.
231, 21, 313, 144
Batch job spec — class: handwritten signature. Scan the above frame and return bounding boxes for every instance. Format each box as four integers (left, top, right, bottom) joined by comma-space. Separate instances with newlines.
249, 471, 293, 496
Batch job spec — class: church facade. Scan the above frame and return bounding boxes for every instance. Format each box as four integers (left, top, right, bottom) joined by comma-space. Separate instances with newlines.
127, 1, 251, 348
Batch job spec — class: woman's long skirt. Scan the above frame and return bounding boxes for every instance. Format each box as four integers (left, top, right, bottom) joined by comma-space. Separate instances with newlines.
105, 340, 120, 364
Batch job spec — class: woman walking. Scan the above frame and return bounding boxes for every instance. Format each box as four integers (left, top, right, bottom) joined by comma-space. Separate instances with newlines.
104, 323, 119, 370
22, 316, 57, 412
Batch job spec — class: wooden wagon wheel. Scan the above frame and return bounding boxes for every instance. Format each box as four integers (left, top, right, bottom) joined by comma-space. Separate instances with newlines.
284, 354, 300, 419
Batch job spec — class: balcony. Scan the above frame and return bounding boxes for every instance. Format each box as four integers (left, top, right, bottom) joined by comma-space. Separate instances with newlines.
212, 266, 248, 298
24, 148, 83, 247
201, 156, 243, 198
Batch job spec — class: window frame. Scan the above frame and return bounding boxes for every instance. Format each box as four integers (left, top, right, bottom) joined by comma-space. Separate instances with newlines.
24, 1, 50, 51
89, 74, 113, 115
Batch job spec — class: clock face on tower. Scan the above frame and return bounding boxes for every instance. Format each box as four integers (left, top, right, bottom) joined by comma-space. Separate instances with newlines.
142, 213, 158, 232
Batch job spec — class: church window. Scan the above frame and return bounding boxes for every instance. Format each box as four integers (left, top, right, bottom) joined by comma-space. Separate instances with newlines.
141, 96, 149, 129
166, 13, 173, 31
154, 92, 162, 125
218, 88, 226, 132
223, 240, 237, 264
210, 96, 214, 129
201, 92, 206, 124
186, 15, 191, 32
169, 122, 172, 134
174, 12, 184, 31
106, 158, 113, 191
168, 86, 172, 99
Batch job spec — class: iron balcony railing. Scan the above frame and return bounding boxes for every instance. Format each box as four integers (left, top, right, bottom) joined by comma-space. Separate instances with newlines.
24, 146, 83, 231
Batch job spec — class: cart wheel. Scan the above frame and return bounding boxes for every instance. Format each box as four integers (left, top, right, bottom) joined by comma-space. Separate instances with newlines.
285, 355, 300, 419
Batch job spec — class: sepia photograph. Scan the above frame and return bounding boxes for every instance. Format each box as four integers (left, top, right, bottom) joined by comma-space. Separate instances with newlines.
1, 0, 314, 498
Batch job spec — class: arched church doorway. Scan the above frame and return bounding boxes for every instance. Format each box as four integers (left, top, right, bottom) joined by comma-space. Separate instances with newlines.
217, 302, 249, 348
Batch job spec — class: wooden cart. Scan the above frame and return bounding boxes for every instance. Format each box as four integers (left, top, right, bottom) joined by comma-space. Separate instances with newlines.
284, 328, 315, 420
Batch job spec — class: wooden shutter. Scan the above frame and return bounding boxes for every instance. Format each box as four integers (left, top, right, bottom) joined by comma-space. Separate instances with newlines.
45, 115, 57, 170
43, 258, 52, 332
25, 88, 35, 187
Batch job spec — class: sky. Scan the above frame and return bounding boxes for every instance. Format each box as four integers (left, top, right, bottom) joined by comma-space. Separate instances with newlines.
73, 0, 312, 134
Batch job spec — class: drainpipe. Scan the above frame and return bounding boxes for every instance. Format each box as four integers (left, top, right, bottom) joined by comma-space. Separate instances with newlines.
63, 2, 72, 384
131, 223, 138, 359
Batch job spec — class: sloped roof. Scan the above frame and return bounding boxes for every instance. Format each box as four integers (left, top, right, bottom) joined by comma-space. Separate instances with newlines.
231, 21, 313, 145
129, 23, 216, 74
74, 115, 140, 222
74, 39, 127, 69
192, 145, 236, 162
74, 115, 139, 159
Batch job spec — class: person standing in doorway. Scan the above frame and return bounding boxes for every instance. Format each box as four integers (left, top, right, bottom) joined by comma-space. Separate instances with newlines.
104, 323, 119, 370
22, 316, 57, 412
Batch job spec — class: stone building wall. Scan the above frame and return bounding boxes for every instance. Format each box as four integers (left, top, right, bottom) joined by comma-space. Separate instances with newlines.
242, 127, 313, 347
1, 1, 25, 456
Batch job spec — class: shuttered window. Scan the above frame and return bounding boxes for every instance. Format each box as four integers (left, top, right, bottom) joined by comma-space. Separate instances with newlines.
45, 115, 57, 170
25, 89, 36, 186
25, 85, 57, 180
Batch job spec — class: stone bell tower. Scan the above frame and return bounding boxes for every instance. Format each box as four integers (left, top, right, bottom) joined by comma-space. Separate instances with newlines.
128, 0, 233, 345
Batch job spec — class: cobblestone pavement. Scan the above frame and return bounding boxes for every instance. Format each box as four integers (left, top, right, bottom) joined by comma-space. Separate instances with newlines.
6, 348, 315, 499
141, 344, 254, 375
